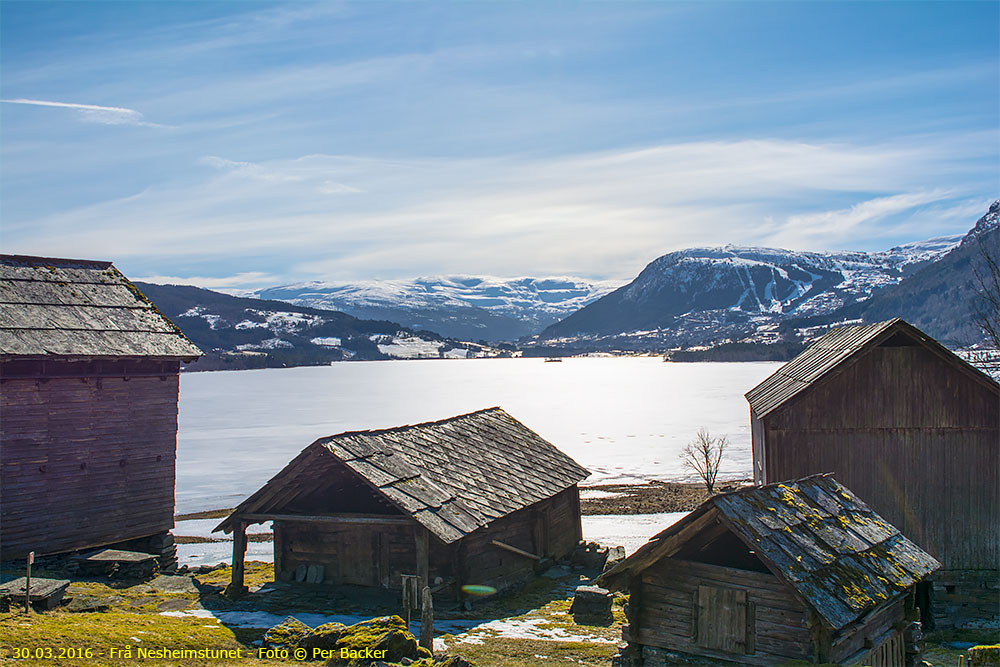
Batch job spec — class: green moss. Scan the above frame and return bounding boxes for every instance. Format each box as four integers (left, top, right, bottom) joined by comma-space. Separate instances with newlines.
326, 615, 430, 665
294, 621, 348, 657
0, 609, 263, 667
195, 561, 273, 588
970, 645, 1000, 666
262, 616, 312, 649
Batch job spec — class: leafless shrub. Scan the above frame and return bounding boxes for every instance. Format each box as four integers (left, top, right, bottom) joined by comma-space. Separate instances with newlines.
679, 428, 728, 493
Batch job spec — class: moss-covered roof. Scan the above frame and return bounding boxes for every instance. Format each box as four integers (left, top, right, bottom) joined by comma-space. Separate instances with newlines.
599, 474, 939, 630
0, 254, 201, 359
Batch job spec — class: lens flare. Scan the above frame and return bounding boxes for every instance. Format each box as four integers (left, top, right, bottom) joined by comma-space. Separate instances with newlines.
461, 584, 497, 597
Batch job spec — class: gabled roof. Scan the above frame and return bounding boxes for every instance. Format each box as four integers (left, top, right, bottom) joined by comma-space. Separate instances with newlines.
598, 474, 939, 631
746, 318, 999, 418
215, 407, 590, 543
0, 254, 201, 360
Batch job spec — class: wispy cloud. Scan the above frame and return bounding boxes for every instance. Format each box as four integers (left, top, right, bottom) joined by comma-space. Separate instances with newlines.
132, 272, 278, 294
7, 135, 993, 286
0, 98, 167, 127
763, 190, 959, 248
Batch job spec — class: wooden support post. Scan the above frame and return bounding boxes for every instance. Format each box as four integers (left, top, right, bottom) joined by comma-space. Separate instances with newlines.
414, 526, 429, 592
226, 521, 247, 597
627, 574, 641, 646
452, 542, 465, 602
24, 552, 34, 614
272, 522, 283, 581
419, 585, 434, 652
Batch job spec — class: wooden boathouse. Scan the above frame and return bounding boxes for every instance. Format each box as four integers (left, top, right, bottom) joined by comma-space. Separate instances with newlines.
216, 408, 588, 596
599, 474, 939, 667
745, 318, 999, 628
0, 254, 201, 564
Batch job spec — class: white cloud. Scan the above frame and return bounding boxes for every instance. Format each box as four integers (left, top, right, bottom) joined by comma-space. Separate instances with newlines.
0, 98, 167, 127
763, 190, 959, 249
6, 135, 994, 282
132, 272, 278, 294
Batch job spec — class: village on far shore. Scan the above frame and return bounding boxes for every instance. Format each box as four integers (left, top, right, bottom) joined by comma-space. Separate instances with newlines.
0, 252, 998, 667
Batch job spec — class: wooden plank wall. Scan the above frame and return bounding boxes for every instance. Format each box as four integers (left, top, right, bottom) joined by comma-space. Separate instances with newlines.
272, 485, 581, 593
829, 597, 906, 663
1, 364, 180, 559
761, 346, 999, 570
276, 521, 428, 588
459, 485, 581, 592
636, 558, 812, 666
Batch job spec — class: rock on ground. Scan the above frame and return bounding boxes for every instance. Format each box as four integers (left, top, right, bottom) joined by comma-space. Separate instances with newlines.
263, 616, 313, 649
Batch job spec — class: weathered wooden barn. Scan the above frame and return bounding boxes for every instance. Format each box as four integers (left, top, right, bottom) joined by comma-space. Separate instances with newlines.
599, 474, 939, 667
0, 255, 201, 564
745, 318, 999, 628
216, 408, 588, 596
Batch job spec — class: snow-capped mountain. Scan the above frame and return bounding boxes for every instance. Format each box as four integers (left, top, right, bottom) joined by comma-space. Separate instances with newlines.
134, 282, 503, 371
255, 276, 621, 341
539, 232, 964, 348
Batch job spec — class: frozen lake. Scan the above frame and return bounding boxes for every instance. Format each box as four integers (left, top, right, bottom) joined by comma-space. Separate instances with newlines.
176, 357, 780, 514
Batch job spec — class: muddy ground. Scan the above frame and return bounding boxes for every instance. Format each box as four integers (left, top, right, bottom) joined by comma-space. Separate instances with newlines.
579, 479, 752, 515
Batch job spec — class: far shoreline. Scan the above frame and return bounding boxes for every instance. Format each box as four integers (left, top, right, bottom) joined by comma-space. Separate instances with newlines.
174, 479, 754, 524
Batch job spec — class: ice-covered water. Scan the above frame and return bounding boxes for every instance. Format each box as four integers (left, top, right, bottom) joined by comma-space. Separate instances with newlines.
176, 357, 779, 514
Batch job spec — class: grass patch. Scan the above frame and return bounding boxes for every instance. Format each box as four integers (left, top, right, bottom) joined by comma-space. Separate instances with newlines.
0, 610, 277, 667
194, 562, 274, 589
448, 637, 616, 666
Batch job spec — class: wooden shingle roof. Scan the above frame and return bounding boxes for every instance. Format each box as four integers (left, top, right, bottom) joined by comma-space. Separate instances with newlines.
599, 474, 939, 630
746, 318, 998, 418
215, 407, 590, 543
0, 255, 201, 359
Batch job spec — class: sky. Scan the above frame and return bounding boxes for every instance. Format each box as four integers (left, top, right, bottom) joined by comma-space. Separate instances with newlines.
1, 1, 997, 290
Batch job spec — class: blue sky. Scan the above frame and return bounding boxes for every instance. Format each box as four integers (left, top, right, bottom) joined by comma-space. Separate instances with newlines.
1, 1, 997, 289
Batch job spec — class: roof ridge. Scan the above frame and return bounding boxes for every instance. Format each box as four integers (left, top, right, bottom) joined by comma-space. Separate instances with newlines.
706, 472, 831, 503
319, 406, 506, 441
0, 254, 113, 269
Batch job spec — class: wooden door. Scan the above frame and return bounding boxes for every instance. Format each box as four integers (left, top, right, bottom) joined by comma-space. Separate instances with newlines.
696, 585, 752, 654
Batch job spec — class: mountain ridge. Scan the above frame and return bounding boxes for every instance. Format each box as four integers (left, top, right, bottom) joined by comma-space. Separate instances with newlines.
539, 231, 964, 347
255, 275, 621, 341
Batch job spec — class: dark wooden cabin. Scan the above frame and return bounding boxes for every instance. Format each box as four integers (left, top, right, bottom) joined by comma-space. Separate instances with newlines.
0, 255, 201, 564
599, 474, 939, 667
745, 318, 999, 629
215, 407, 588, 596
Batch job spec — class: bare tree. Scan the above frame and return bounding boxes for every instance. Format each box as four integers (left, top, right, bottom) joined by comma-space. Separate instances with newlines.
680, 428, 729, 493
972, 233, 1000, 350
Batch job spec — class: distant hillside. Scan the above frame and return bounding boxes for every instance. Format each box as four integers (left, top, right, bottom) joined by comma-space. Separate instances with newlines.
537, 231, 962, 351
795, 200, 999, 347
134, 282, 497, 371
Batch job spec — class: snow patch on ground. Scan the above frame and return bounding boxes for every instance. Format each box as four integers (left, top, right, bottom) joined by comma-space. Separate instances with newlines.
160, 608, 510, 639
582, 511, 689, 555
310, 337, 342, 347
179, 306, 223, 330
578, 489, 626, 500
375, 336, 442, 359
237, 338, 294, 351
452, 617, 617, 645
